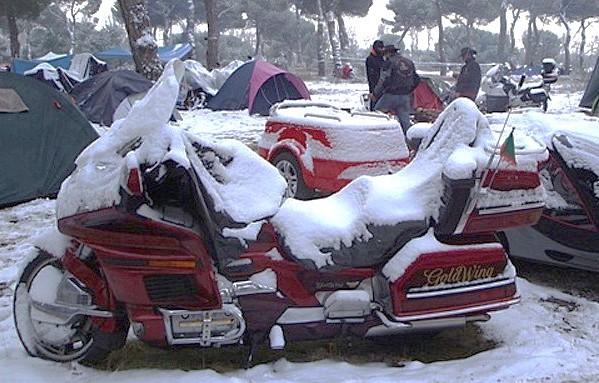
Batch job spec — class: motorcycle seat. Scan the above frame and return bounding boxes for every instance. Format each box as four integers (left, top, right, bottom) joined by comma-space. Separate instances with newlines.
317, 220, 428, 269
272, 98, 487, 271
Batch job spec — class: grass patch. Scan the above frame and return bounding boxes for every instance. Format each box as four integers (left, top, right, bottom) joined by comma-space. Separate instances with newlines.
88, 323, 495, 372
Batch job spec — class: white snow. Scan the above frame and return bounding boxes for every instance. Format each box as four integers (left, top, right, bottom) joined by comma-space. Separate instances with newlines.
1, 68, 599, 382
271, 98, 546, 268
259, 100, 410, 163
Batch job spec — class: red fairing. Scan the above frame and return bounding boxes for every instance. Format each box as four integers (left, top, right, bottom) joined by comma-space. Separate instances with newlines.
58, 207, 222, 311
61, 243, 121, 333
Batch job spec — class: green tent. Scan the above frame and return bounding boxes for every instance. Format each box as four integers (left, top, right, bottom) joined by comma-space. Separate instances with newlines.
0, 72, 99, 208
580, 57, 599, 115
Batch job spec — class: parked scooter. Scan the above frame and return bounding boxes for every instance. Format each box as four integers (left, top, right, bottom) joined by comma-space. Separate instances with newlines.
478, 59, 558, 113
13, 60, 548, 365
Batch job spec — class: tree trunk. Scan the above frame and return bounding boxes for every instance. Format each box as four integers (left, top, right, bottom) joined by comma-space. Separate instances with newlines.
558, 10, 571, 75
68, 5, 76, 55
295, 1, 301, 67
497, 0, 507, 63
336, 12, 349, 52
578, 19, 587, 71
435, 0, 446, 76
7, 6, 20, 58
254, 24, 261, 58
204, 0, 219, 70
118, 0, 163, 81
162, 21, 170, 46
326, 10, 341, 77
316, 0, 326, 76
185, 0, 196, 58
508, 8, 520, 56
523, 17, 536, 65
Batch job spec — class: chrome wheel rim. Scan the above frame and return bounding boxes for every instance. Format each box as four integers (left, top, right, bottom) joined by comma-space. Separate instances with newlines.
14, 258, 94, 362
276, 159, 299, 198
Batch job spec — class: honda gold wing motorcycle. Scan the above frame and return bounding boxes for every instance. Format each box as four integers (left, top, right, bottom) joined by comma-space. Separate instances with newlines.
13, 60, 548, 364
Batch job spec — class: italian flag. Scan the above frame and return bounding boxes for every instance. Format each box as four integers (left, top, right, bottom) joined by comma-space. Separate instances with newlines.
500, 130, 516, 166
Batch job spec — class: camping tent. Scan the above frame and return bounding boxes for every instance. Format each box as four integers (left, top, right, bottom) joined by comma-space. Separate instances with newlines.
206, 60, 311, 116
0, 72, 98, 208
412, 75, 448, 111
24, 63, 80, 92
70, 70, 153, 126
96, 43, 193, 64
11, 52, 73, 74
580, 57, 599, 114
182, 59, 244, 96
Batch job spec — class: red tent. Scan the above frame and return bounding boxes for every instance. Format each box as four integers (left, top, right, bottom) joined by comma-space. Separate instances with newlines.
412, 76, 445, 111
206, 60, 310, 115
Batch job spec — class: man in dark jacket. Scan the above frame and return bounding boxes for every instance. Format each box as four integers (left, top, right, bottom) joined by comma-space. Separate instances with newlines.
365, 39, 385, 110
373, 45, 420, 133
455, 47, 481, 101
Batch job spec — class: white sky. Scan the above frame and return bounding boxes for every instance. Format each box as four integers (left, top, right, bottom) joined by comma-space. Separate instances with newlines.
95, 0, 599, 52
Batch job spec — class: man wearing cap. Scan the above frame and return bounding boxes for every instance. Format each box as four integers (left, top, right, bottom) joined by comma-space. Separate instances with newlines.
373, 44, 420, 134
365, 40, 385, 110
455, 47, 481, 101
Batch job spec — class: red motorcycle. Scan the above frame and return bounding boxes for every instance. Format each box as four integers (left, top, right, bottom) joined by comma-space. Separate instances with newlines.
13, 62, 547, 364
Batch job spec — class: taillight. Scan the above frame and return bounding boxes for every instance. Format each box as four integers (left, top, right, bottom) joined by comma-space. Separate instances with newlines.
482, 170, 540, 190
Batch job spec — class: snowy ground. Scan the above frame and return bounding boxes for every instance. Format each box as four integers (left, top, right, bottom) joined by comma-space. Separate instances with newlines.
1, 79, 599, 382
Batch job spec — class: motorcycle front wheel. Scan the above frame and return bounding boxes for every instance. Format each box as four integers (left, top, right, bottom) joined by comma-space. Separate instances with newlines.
13, 250, 128, 363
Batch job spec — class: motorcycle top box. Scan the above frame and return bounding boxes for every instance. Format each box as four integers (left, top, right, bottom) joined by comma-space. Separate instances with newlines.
13, 60, 548, 364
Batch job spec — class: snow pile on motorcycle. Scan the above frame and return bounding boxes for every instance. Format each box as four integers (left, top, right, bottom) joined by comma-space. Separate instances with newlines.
13, 59, 547, 364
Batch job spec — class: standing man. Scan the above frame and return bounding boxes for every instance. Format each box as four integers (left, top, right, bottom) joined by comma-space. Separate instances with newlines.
455, 47, 481, 101
373, 45, 420, 134
365, 40, 385, 110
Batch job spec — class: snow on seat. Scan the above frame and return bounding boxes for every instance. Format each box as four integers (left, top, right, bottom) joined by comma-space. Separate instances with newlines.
271, 98, 497, 270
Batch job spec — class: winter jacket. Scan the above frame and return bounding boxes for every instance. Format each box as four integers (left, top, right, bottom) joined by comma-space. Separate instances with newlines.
373, 53, 420, 98
456, 58, 482, 100
365, 49, 385, 93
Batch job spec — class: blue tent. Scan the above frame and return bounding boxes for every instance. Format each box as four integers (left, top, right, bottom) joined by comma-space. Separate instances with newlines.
12, 53, 73, 74
96, 43, 193, 63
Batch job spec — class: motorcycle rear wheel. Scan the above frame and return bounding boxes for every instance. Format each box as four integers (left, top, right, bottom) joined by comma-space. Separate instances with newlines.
13, 250, 128, 363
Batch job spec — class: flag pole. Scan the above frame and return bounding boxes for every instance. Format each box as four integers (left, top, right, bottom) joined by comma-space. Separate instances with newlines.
478, 108, 513, 194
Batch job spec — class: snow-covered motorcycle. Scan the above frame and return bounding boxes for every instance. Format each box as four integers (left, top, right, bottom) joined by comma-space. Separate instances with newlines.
13, 60, 548, 364
478, 60, 558, 113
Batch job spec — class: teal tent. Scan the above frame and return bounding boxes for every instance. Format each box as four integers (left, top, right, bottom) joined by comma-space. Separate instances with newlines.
96, 43, 193, 63
12, 53, 73, 74
0, 72, 99, 208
